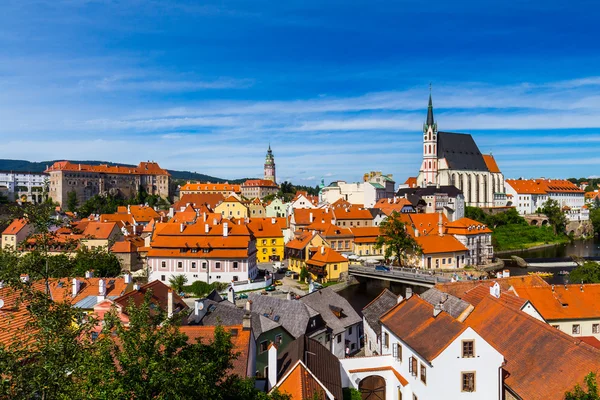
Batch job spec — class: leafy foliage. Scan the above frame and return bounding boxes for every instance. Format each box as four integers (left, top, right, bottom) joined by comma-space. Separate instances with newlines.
492, 224, 567, 251
540, 198, 568, 234
183, 280, 228, 297
375, 211, 421, 266
343, 387, 362, 400
565, 372, 600, 400
299, 266, 309, 282
569, 262, 600, 284
67, 190, 79, 212
169, 274, 188, 294
590, 207, 600, 237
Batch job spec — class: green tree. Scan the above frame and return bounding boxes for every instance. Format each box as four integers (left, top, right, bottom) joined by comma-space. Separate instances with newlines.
541, 198, 568, 234
72, 246, 122, 277
169, 274, 188, 294
375, 211, 422, 267
565, 372, 599, 400
299, 266, 309, 283
67, 190, 79, 212
465, 206, 488, 224
590, 208, 600, 237
569, 261, 600, 284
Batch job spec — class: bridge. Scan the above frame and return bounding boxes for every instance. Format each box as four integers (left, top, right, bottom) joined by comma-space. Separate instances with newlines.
348, 265, 451, 288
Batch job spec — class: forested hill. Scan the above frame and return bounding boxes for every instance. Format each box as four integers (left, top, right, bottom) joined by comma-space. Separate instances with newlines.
0, 159, 243, 183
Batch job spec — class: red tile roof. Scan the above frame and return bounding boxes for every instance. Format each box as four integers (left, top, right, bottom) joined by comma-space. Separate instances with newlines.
506, 179, 584, 195
445, 217, 492, 236
81, 221, 119, 240
307, 247, 347, 267
435, 275, 549, 298
512, 284, 600, 320
277, 361, 329, 400
465, 295, 600, 400
247, 218, 287, 238
2, 218, 28, 235
242, 179, 278, 188
482, 154, 501, 173
415, 234, 468, 254
179, 182, 241, 193
45, 161, 169, 176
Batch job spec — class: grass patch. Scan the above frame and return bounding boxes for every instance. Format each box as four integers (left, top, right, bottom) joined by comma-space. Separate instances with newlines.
493, 224, 569, 251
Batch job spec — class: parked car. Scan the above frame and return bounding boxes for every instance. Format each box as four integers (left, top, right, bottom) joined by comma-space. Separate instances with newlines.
265, 285, 276, 292
375, 265, 391, 272
274, 280, 283, 286
312, 282, 323, 290
236, 293, 248, 300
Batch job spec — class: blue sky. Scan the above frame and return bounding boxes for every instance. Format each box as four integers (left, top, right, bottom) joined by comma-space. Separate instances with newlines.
1, 0, 599, 185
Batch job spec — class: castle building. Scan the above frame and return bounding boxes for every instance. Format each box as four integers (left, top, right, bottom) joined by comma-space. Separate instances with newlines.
45, 161, 170, 209
264, 145, 276, 183
416, 94, 505, 208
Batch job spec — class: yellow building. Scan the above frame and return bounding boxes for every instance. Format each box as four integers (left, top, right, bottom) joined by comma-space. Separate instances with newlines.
285, 232, 327, 274
247, 217, 287, 263
349, 226, 385, 263
306, 246, 349, 283
1, 219, 32, 251
215, 196, 249, 218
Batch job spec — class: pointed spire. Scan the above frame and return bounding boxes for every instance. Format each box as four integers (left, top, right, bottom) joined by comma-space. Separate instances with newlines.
427, 83, 434, 126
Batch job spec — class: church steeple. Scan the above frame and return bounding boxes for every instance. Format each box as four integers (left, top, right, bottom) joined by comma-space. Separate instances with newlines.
426, 84, 435, 126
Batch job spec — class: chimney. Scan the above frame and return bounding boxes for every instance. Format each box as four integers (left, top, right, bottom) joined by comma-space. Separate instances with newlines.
20, 274, 29, 283
287, 292, 292, 301
124, 273, 131, 284
180, 223, 185, 233
243, 312, 252, 330
133, 283, 140, 291
223, 222, 228, 237
213, 218, 217, 225
97, 279, 106, 302
0, 281, 3, 289
267, 343, 278, 390
433, 303, 443, 317
581, 284, 584, 292
203, 212, 207, 222
309, 212, 314, 223
438, 211, 444, 237
72, 278, 80, 297
321, 246, 325, 255
168, 290, 174, 318
205, 223, 209, 233
194, 299, 207, 323
85, 270, 93, 278
414, 226, 419, 237
271, 217, 276, 225
396, 294, 404, 304
227, 285, 235, 304
245, 300, 253, 312
405, 287, 413, 300
127, 204, 131, 214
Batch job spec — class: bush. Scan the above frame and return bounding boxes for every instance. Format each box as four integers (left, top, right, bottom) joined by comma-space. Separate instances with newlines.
184, 281, 228, 297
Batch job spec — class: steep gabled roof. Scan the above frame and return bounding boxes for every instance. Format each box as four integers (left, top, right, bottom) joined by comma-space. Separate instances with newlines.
276, 360, 330, 400
248, 294, 317, 338
482, 154, 501, 173
380, 295, 467, 362
420, 288, 471, 319
299, 288, 361, 335
2, 218, 29, 235
362, 289, 399, 339
437, 131, 488, 172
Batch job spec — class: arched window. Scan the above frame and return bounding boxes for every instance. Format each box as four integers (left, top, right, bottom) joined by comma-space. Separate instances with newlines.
428, 145, 432, 154
428, 161, 432, 169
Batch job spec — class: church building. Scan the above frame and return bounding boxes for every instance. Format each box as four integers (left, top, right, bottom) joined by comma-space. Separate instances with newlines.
416, 94, 505, 208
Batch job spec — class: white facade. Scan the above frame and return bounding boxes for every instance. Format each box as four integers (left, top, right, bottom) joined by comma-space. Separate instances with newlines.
0, 171, 47, 202
343, 325, 504, 399
321, 180, 393, 208
452, 233, 493, 266
149, 250, 258, 285
504, 186, 548, 215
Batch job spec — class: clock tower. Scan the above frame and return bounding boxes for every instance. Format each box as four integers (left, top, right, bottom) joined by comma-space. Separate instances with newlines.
264, 145, 276, 183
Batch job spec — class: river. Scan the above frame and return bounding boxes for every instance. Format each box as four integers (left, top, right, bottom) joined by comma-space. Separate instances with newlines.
338, 238, 600, 315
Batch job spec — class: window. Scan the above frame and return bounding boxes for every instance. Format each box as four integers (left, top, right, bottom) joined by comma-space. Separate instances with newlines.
275, 334, 282, 345
408, 357, 417, 376
202, 262, 207, 269
462, 340, 474, 358
393, 343, 402, 361
336, 334, 342, 344
177, 262, 182, 269
334, 264, 338, 271
462, 372, 475, 392
573, 324, 581, 335
216, 262, 221, 269
271, 239, 276, 245
348, 326, 352, 335
594, 324, 600, 334
260, 341, 268, 353
420, 364, 426, 384
161, 261, 166, 268
384, 332, 389, 348
191, 262, 196, 269
233, 262, 239, 269
161, 275, 165, 281
262, 239, 267, 245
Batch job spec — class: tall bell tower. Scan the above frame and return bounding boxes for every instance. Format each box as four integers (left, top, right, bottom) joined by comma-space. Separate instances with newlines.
420, 87, 438, 186
264, 144, 276, 183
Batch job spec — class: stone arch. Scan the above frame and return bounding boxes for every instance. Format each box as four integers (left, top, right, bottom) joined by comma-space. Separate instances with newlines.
359, 375, 386, 400
530, 219, 539, 226
542, 220, 549, 226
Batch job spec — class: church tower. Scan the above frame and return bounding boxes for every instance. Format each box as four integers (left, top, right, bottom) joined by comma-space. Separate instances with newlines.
264, 145, 276, 183
420, 90, 438, 186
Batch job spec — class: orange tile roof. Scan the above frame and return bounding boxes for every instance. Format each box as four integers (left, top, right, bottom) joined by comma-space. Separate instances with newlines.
111, 236, 144, 253
114, 281, 186, 314
2, 218, 28, 235
293, 209, 333, 226
125, 205, 160, 223
435, 275, 549, 298
173, 193, 225, 210
331, 205, 373, 221
580, 336, 600, 349
482, 154, 501, 173
277, 361, 328, 400
179, 182, 241, 193
445, 217, 492, 236
465, 295, 600, 400
179, 325, 251, 378
512, 284, 600, 320
506, 179, 584, 195
373, 197, 413, 215
460, 283, 527, 310
246, 218, 286, 238
81, 221, 119, 240
307, 247, 347, 267
48, 277, 131, 304
99, 213, 135, 225
286, 233, 315, 250
45, 161, 170, 176
415, 234, 468, 254
404, 177, 417, 187
348, 366, 408, 386
380, 296, 467, 362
